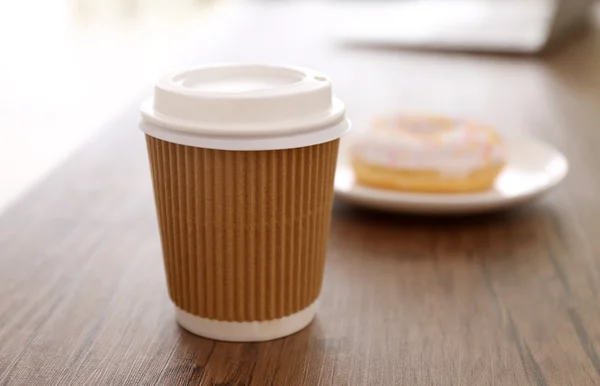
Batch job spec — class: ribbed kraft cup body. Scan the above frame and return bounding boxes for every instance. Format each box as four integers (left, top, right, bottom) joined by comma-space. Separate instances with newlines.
145, 135, 340, 322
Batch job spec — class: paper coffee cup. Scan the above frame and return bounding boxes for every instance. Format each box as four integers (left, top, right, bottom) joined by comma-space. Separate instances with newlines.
140, 64, 350, 342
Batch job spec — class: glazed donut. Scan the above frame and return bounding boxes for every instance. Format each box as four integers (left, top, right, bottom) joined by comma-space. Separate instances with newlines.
350, 115, 506, 193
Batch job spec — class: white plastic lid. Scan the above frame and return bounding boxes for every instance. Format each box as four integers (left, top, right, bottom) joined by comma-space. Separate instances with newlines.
139, 63, 350, 151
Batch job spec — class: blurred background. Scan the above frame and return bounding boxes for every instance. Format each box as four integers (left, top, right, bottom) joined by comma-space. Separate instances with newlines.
0, 0, 598, 213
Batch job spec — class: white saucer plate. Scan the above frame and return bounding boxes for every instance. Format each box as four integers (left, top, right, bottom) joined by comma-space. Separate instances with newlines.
334, 137, 568, 215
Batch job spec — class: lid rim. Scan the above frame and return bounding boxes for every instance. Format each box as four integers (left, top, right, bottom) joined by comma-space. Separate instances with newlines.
139, 119, 351, 151
141, 97, 346, 137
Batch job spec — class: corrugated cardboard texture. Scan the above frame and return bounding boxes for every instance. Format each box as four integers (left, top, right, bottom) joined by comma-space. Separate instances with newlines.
146, 135, 339, 322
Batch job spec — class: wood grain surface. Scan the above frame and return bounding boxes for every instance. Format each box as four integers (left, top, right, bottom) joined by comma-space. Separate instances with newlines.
2, 3, 600, 385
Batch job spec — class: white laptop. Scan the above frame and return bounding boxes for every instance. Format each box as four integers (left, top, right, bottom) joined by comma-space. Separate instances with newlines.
334, 0, 594, 53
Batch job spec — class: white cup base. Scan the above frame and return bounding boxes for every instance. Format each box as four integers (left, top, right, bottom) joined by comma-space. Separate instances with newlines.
174, 300, 318, 342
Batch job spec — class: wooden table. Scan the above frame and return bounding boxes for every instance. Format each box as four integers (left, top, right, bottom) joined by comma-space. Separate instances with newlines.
2, 3, 600, 385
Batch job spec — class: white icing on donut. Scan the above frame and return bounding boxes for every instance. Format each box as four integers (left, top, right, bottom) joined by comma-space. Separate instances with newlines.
351, 116, 505, 176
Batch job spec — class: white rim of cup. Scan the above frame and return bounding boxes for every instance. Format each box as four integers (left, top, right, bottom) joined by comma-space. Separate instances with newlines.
174, 298, 319, 342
